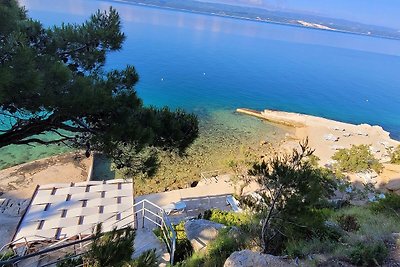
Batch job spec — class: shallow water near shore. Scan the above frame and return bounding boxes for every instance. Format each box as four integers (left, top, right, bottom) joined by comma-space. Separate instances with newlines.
92, 109, 288, 194
2, 0, 400, 173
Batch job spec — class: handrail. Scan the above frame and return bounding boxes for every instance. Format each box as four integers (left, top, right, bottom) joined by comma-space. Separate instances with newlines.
132, 199, 176, 265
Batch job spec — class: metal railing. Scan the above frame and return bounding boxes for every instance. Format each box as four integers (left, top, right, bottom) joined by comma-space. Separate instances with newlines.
132, 199, 176, 264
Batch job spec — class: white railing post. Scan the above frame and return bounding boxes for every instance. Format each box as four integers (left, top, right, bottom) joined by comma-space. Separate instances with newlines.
141, 201, 145, 228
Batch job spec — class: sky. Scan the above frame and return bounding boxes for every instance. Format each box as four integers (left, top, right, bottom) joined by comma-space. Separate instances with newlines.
203, 0, 400, 29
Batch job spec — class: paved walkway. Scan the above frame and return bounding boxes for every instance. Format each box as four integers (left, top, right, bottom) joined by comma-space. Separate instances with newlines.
135, 174, 237, 224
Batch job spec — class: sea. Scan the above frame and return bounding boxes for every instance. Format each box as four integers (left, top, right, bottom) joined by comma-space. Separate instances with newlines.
1, 0, 400, 170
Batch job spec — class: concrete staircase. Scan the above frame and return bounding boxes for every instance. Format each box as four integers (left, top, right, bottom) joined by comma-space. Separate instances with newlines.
133, 228, 170, 267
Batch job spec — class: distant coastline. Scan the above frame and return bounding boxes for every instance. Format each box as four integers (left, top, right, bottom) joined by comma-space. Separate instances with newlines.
237, 108, 400, 165
108, 0, 400, 41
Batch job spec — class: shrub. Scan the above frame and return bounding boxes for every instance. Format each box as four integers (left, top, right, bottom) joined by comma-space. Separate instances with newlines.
391, 145, 400, 164
337, 214, 360, 232
334, 206, 400, 244
348, 241, 388, 266
285, 238, 338, 258
203, 228, 243, 267
370, 193, 400, 216
201, 209, 250, 227
174, 252, 205, 267
202, 209, 212, 220
153, 222, 193, 263
56, 255, 83, 267
173, 222, 194, 263
86, 226, 135, 267
332, 145, 383, 173
307, 154, 320, 168
0, 250, 15, 261
129, 249, 158, 267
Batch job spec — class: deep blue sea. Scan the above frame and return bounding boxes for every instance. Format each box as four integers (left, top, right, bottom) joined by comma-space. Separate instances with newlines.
2, 0, 400, 168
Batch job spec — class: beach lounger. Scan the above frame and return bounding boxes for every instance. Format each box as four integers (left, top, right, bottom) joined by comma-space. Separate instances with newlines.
324, 134, 339, 142
226, 195, 242, 213
162, 201, 186, 215
332, 126, 345, 131
357, 131, 368, 136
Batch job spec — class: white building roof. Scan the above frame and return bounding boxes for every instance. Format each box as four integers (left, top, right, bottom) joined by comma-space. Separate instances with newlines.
13, 179, 133, 245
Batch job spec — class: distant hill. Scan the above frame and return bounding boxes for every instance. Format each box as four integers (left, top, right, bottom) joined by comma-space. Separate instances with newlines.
113, 0, 400, 40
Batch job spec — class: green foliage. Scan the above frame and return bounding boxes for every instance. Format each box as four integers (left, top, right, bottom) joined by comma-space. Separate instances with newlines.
285, 238, 338, 258
337, 214, 360, 232
391, 145, 400, 164
370, 193, 400, 216
174, 225, 245, 267
56, 255, 83, 267
173, 252, 205, 267
334, 206, 400, 244
285, 206, 396, 264
86, 225, 135, 267
123, 249, 158, 267
0, 249, 15, 261
153, 222, 193, 263
349, 241, 388, 266
0, 0, 198, 174
174, 222, 194, 263
332, 145, 383, 173
248, 139, 337, 254
306, 154, 320, 168
200, 209, 250, 227
203, 228, 244, 267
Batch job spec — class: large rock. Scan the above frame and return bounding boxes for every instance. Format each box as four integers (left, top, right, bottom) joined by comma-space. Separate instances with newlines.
386, 179, 400, 192
184, 219, 225, 252
224, 250, 292, 267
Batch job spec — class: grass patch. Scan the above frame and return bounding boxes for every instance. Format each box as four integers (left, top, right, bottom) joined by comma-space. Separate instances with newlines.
333, 205, 400, 243
178, 227, 244, 267
200, 209, 251, 227
284, 205, 399, 265
285, 238, 339, 258
370, 193, 400, 216
348, 241, 388, 266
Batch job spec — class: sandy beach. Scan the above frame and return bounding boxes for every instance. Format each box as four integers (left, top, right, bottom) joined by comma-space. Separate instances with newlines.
237, 108, 400, 187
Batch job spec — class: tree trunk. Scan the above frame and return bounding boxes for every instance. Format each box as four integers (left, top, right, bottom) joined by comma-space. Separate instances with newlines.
261, 187, 281, 253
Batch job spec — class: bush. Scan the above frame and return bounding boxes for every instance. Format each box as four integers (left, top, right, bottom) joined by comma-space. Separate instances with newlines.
200, 209, 250, 227
285, 238, 338, 258
56, 255, 83, 267
174, 252, 204, 267
173, 222, 194, 263
337, 215, 360, 232
203, 228, 243, 267
349, 241, 388, 266
202, 209, 212, 220
391, 145, 400, 164
332, 145, 383, 173
370, 193, 400, 215
0, 250, 15, 261
153, 222, 193, 263
129, 249, 158, 267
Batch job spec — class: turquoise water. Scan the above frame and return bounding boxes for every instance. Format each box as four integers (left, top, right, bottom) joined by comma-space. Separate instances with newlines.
2, 0, 400, 168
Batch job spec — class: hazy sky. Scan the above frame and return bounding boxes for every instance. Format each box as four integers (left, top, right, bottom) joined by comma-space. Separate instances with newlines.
204, 0, 400, 28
